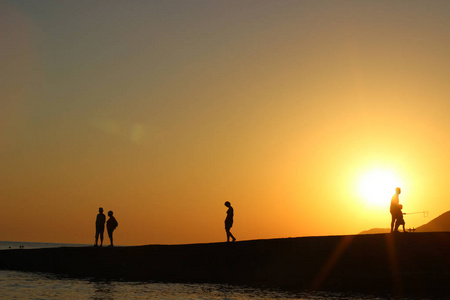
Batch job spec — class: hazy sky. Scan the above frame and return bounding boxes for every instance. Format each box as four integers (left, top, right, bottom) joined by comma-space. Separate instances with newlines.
1, 1, 449, 245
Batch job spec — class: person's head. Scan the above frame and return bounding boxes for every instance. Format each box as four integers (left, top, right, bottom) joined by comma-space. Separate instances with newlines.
395, 187, 401, 195
108, 211, 113, 217
224, 201, 231, 207
99, 207, 104, 213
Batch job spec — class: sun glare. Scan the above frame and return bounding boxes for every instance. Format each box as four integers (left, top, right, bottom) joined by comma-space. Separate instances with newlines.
357, 169, 403, 207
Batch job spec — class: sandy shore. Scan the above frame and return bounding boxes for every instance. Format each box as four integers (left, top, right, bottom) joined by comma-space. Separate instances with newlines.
1, 232, 449, 297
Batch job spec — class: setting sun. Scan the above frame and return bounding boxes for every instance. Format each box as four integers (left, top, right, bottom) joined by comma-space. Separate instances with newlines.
357, 169, 404, 207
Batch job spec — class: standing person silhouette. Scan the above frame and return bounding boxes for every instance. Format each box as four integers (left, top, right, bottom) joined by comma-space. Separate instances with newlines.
396, 203, 407, 233
106, 211, 118, 247
224, 201, 236, 242
95, 207, 106, 247
390, 187, 402, 233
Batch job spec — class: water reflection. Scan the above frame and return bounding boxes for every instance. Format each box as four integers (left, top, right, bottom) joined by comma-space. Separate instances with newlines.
0, 270, 383, 299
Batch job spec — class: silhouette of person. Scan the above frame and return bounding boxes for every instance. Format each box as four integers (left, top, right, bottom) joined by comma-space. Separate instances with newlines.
106, 210, 118, 247
95, 207, 106, 247
224, 201, 236, 242
390, 187, 402, 233
396, 204, 407, 232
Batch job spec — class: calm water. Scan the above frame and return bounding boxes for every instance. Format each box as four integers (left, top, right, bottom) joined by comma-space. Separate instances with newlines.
0, 271, 385, 300
0, 241, 90, 250
0, 242, 384, 299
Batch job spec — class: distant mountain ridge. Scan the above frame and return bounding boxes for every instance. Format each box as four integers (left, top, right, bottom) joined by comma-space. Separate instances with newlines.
416, 210, 450, 232
359, 210, 450, 234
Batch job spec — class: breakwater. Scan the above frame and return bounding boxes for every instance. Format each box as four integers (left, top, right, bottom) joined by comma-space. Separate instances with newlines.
1, 233, 449, 297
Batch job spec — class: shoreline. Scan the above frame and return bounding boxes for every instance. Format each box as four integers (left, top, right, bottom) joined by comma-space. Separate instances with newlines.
1, 232, 449, 297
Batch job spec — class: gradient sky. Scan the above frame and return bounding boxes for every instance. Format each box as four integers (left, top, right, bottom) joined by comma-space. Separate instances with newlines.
1, 1, 449, 245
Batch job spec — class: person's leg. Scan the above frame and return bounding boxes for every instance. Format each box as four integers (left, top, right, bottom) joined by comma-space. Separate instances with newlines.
100, 230, 104, 246
229, 231, 236, 242
108, 229, 114, 246
95, 231, 99, 246
391, 214, 396, 233
226, 225, 236, 242
394, 218, 400, 232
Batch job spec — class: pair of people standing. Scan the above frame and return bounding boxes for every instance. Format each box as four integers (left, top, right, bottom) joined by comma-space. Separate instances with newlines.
390, 187, 406, 233
95, 207, 119, 247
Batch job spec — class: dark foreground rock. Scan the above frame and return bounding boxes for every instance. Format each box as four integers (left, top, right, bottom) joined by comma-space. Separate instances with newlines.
1, 233, 449, 297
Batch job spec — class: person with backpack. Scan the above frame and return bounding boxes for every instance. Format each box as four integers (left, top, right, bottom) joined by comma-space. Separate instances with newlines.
106, 210, 118, 247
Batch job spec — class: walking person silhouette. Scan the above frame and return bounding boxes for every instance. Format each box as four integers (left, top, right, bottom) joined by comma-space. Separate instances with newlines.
94, 207, 106, 247
224, 201, 236, 242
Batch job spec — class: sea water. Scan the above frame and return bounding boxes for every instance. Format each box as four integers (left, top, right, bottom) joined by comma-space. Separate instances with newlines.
0, 242, 383, 299
0, 241, 90, 250
0, 271, 386, 300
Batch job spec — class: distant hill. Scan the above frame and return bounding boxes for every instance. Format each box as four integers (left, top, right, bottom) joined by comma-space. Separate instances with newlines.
359, 210, 450, 234
416, 210, 450, 232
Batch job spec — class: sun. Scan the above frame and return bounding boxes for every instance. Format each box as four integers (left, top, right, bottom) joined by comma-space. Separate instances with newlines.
357, 169, 403, 207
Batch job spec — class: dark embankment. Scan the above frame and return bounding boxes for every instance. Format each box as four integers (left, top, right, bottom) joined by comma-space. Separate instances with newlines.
1, 233, 449, 297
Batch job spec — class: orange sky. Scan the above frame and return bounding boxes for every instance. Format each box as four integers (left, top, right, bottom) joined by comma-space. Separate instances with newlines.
1, 1, 450, 245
